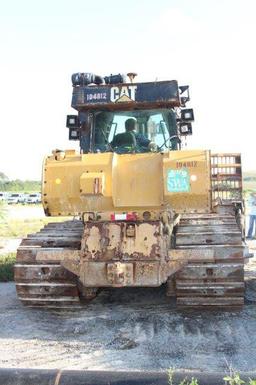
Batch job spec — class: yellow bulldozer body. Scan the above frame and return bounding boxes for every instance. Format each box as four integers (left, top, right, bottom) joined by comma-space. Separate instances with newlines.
14, 73, 246, 309
43, 149, 211, 217
40, 149, 213, 289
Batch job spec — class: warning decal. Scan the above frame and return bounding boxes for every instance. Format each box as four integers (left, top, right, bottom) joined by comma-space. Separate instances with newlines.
167, 169, 190, 192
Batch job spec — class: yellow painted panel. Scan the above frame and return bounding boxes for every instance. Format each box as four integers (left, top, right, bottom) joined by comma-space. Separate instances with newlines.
163, 150, 211, 212
42, 149, 211, 216
80, 172, 105, 195
43, 152, 114, 215
112, 153, 164, 208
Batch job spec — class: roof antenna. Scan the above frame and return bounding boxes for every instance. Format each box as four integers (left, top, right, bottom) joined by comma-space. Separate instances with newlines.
127, 72, 137, 83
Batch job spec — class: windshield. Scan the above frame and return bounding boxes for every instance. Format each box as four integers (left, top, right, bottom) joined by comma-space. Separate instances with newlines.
83, 109, 178, 154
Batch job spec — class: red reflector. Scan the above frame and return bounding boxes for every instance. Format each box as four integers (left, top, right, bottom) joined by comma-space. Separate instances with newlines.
127, 213, 137, 221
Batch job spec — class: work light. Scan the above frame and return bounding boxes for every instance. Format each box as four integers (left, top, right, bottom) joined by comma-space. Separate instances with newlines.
69, 128, 80, 140
66, 115, 79, 128
179, 122, 192, 135
181, 108, 194, 122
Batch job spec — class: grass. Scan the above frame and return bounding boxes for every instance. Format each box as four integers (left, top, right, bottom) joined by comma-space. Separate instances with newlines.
0, 202, 7, 221
167, 368, 256, 385
0, 201, 69, 239
0, 217, 66, 238
243, 182, 256, 191
0, 216, 67, 282
0, 202, 69, 239
0, 253, 16, 282
167, 369, 198, 385
0, 204, 69, 282
0, 216, 68, 282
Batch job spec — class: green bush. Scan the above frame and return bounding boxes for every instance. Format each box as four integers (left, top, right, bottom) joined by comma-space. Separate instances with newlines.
0, 253, 16, 282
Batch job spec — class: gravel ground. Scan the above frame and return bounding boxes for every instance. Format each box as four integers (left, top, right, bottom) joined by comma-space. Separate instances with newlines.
0, 259, 256, 372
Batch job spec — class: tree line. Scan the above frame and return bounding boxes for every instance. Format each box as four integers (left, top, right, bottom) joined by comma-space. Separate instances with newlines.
0, 172, 41, 192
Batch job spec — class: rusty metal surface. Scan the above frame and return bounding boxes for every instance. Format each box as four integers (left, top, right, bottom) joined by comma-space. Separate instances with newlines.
15, 221, 84, 308
76, 220, 173, 287
176, 233, 242, 246
176, 281, 244, 296
15, 210, 246, 310
176, 296, 244, 308
81, 221, 166, 261
15, 218, 175, 306
172, 245, 245, 262
176, 263, 244, 281
174, 212, 245, 309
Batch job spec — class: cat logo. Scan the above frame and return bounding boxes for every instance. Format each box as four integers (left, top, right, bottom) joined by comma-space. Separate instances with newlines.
110, 85, 137, 103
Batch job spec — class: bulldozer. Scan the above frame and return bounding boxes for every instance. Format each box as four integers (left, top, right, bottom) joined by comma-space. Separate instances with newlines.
15, 72, 247, 309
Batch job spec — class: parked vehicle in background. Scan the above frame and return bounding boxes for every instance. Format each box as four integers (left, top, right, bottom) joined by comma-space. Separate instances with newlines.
25, 193, 41, 204
0, 192, 9, 202
7, 193, 25, 204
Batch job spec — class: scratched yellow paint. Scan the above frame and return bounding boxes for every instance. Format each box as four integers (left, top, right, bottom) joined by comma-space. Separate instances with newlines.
42, 149, 211, 216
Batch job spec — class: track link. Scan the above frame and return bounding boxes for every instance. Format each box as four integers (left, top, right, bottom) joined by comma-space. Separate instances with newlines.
175, 213, 245, 310
14, 220, 84, 308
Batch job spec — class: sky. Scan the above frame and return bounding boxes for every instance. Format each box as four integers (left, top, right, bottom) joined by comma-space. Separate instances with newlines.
0, 0, 256, 179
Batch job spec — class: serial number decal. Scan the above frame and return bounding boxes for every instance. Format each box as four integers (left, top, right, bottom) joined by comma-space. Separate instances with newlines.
167, 169, 190, 193
176, 161, 197, 168
86, 92, 107, 101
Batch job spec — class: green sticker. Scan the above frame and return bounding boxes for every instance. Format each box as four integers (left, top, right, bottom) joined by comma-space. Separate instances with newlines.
167, 168, 190, 192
